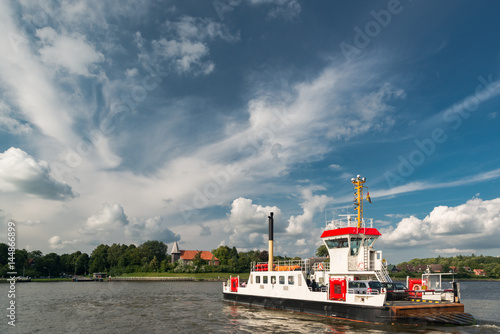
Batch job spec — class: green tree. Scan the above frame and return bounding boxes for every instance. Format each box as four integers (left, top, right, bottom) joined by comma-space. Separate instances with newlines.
36, 253, 62, 277
316, 245, 329, 257
193, 251, 207, 267
140, 240, 168, 263
212, 246, 230, 266
0, 243, 9, 265
107, 243, 123, 269
229, 246, 239, 260
76, 253, 89, 275
89, 244, 109, 273
149, 256, 159, 271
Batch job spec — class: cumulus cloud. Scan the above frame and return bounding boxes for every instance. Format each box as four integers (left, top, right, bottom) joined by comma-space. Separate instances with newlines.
125, 216, 180, 243
225, 197, 282, 249
286, 187, 334, 235
48, 235, 75, 250
379, 197, 500, 251
82, 202, 129, 235
36, 27, 104, 76
0, 147, 76, 200
80, 203, 180, 246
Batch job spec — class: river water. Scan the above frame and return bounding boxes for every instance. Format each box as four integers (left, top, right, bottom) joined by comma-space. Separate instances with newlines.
1, 280, 499, 333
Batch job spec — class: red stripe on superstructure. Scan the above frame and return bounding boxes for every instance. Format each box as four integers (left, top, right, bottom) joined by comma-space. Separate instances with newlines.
320, 227, 381, 238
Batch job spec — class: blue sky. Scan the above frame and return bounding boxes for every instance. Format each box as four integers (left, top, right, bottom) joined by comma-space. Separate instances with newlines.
1, 0, 500, 264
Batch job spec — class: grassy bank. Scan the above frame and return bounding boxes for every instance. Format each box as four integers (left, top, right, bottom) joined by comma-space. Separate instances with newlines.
0, 278, 73, 282
116, 272, 249, 280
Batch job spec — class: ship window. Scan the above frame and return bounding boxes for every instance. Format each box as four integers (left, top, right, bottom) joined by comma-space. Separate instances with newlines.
350, 237, 362, 256
325, 237, 349, 249
364, 238, 375, 247
288, 276, 294, 285
271, 276, 276, 284
263, 276, 268, 284
256, 276, 260, 284
279, 276, 285, 284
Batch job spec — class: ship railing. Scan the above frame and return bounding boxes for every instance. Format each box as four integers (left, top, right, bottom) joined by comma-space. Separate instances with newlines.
324, 217, 374, 231
312, 261, 330, 272
252, 259, 310, 273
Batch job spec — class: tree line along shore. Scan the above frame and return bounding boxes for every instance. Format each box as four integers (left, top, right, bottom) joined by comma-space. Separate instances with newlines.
1, 241, 499, 280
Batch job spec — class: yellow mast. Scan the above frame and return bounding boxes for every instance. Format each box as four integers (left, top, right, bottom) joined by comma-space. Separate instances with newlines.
351, 175, 366, 228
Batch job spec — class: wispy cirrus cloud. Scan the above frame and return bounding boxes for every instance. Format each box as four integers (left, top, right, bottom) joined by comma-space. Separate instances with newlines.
247, 0, 301, 20
372, 168, 500, 200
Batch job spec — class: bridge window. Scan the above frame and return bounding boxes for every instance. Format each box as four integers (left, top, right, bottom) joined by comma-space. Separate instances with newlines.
263, 276, 268, 284
325, 237, 349, 249
256, 276, 260, 284
364, 237, 375, 247
350, 237, 362, 256
279, 276, 285, 284
288, 276, 294, 285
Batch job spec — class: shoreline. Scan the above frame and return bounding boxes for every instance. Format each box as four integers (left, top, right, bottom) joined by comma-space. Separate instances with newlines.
1, 274, 498, 283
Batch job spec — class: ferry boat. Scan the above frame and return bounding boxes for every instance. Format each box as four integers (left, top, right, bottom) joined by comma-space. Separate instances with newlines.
223, 175, 476, 326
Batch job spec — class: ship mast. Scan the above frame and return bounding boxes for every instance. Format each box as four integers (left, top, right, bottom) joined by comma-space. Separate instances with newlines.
351, 174, 366, 228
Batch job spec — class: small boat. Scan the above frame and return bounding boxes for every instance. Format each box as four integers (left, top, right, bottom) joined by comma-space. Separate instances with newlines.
15, 276, 31, 282
223, 175, 476, 326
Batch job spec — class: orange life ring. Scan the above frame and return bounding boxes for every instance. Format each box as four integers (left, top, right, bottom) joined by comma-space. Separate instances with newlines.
357, 262, 365, 270
318, 263, 324, 270
413, 284, 422, 290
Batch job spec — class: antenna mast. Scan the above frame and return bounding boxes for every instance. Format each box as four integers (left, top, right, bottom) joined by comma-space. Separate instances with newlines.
351, 174, 367, 228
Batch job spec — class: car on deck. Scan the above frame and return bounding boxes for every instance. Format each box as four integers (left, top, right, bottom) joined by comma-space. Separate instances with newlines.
348, 280, 382, 294
382, 282, 408, 300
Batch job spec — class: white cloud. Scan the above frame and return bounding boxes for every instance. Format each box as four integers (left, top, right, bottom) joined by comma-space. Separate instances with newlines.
433, 248, 477, 254
152, 38, 213, 74
125, 216, 180, 243
36, 27, 104, 76
83, 202, 128, 233
375, 168, 500, 200
248, 0, 301, 20
225, 197, 282, 249
166, 16, 239, 42
78, 203, 179, 247
286, 187, 334, 235
0, 101, 32, 135
296, 238, 306, 246
48, 235, 75, 250
125, 68, 139, 77
145, 16, 239, 75
0, 147, 76, 200
0, 4, 78, 144
379, 197, 500, 251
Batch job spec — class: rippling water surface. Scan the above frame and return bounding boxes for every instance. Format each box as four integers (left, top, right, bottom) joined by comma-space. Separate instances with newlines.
1, 280, 499, 333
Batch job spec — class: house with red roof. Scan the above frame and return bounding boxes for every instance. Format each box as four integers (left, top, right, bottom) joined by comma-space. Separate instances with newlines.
180, 250, 219, 266
170, 241, 219, 266
473, 269, 486, 276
